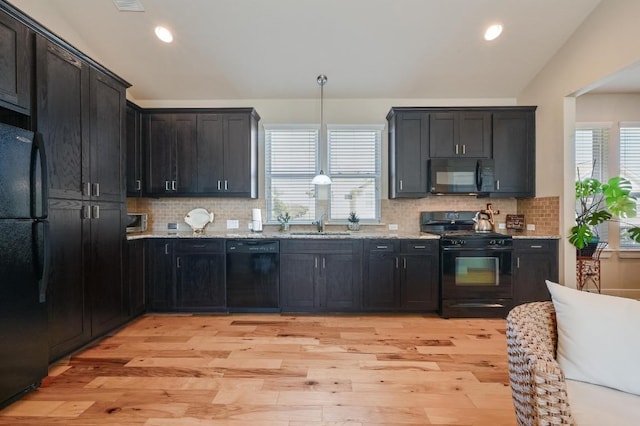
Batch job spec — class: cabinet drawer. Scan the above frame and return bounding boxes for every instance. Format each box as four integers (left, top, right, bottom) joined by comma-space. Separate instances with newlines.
513, 239, 555, 251
175, 239, 224, 253
401, 240, 436, 253
365, 240, 399, 253
280, 239, 358, 254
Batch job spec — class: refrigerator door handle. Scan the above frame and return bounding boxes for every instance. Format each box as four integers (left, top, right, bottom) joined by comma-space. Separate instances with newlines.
31, 133, 49, 220
33, 220, 51, 303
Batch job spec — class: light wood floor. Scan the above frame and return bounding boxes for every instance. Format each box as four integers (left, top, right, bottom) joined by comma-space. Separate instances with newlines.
0, 314, 517, 425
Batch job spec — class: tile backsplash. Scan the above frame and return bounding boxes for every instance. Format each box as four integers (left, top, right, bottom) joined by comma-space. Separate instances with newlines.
128, 195, 560, 236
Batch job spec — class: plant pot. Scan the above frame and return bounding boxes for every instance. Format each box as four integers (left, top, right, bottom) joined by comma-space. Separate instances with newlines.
348, 222, 360, 231
577, 240, 599, 258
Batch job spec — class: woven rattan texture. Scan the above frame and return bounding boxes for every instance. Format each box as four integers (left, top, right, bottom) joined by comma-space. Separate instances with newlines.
506, 302, 575, 425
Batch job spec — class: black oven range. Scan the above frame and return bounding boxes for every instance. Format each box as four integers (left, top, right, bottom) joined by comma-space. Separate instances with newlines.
421, 211, 513, 318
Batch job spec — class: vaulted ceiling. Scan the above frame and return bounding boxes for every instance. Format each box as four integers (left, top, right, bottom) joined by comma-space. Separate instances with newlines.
10, 0, 613, 102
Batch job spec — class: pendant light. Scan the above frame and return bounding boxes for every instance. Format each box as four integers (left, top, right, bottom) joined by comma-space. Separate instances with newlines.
311, 74, 332, 185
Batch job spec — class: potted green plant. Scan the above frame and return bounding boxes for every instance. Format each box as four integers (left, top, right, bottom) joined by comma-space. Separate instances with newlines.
570, 175, 640, 255
277, 212, 291, 232
347, 211, 360, 231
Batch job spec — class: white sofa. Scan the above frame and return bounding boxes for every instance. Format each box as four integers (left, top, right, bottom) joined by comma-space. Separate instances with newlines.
506, 288, 640, 425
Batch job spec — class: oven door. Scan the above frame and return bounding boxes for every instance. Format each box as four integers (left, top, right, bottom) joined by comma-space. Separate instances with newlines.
441, 246, 512, 300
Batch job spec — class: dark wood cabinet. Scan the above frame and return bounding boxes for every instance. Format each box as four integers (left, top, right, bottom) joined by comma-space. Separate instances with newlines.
47, 200, 90, 361
89, 68, 126, 203
0, 9, 31, 114
126, 102, 143, 197
492, 108, 536, 198
146, 239, 174, 311
175, 240, 225, 311
387, 110, 429, 198
144, 113, 198, 195
88, 201, 125, 337
146, 239, 226, 312
126, 239, 145, 318
513, 239, 558, 307
36, 35, 90, 201
143, 109, 259, 197
280, 239, 362, 312
430, 111, 492, 158
363, 239, 438, 311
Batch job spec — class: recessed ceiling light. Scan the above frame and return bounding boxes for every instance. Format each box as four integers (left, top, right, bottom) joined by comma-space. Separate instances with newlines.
155, 26, 173, 43
484, 24, 503, 41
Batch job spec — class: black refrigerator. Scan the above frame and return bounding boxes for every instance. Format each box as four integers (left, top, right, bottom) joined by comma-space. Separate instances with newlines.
0, 122, 49, 407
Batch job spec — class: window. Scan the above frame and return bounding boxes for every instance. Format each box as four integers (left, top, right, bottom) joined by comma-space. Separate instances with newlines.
575, 126, 609, 242
265, 125, 382, 223
619, 125, 640, 248
327, 126, 381, 222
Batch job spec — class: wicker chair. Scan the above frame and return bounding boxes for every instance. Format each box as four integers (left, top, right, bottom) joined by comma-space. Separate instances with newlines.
506, 301, 575, 425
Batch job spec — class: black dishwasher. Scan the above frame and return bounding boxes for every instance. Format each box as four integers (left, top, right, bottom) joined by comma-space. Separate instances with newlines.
226, 240, 280, 312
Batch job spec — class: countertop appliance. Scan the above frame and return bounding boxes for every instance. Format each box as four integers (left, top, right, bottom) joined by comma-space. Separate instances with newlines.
421, 211, 512, 318
126, 212, 147, 233
226, 240, 279, 311
0, 123, 49, 407
428, 158, 494, 195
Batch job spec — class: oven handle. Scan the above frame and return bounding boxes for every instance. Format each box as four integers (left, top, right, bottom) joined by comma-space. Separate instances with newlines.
441, 246, 512, 252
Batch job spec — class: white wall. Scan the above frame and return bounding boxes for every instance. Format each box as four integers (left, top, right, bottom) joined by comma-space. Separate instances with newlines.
518, 0, 640, 292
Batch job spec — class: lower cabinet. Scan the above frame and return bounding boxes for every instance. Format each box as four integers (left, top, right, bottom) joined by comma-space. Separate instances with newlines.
47, 199, 126, 361
363, 239, 439, 311
146, 239, 226, 312
512, 239, 559, 307
126, 239, 145, 318
280, 239, 362, 312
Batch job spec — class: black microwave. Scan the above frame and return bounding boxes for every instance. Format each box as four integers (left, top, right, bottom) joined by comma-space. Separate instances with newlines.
428, 158, 494, 195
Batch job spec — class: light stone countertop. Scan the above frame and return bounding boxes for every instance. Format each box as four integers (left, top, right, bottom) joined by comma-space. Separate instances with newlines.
127, 230, 559, 241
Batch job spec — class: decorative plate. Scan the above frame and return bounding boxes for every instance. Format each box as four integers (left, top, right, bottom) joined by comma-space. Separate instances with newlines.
184, 208, 214, 233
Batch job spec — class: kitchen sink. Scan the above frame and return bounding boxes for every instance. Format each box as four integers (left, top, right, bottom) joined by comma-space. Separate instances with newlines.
289, 231, 351, 236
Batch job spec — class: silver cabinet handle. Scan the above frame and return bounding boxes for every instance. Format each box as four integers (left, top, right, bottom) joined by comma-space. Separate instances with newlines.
455, 144, 459, 155
81, 205, 90, 219
86, 182, 91, 197
176, 257, 181, 268
164, 243, 169, 255
376, 245, 388, 249
496, 180, 500, 191
413, 245, 426, 249
517, 257, 520, 269
94, 183, 100, 197
217, 180, 222, 191
462, 144, 466, 155
399, 180, 403, 191
172, 180, 177, 191
224, 180, 228, 191
92, 205, 99, 219
530, 245, 543, 249
403, 258, 407, 269
395, 257, 399, 269
135, 180, 141, 191
165, 181, 170, 191
315, 257, 318, 269
322, 257, 326, 269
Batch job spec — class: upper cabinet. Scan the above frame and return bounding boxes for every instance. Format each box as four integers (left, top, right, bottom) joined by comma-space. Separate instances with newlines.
387, 106, 536, 199
491, 108, 536, 198
142, 108, 259, 198
126, 102, 143, 197
387, 109, 429, 198
0, 9, 32, 114
430, 111, 492, 158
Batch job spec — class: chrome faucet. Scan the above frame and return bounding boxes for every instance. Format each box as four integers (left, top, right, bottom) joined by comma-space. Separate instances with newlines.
312, 213, 327, 233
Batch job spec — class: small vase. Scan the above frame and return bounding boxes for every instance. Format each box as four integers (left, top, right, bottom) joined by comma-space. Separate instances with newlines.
280, 223, 290, 233
348, 222, 360, 231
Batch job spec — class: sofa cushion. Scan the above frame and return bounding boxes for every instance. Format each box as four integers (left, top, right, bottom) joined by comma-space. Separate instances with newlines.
566, 379, 640, 426
546, 281, 640, 396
